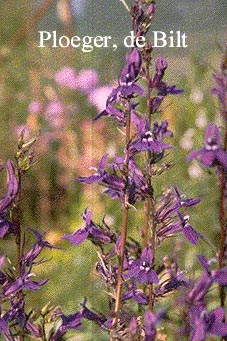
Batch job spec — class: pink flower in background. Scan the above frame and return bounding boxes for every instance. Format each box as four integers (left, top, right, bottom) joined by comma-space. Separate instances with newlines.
44, 100, 65, 128
14, 125, 30, 140
88, 85, 112, 112
55, 67, 78, 90
28, 101, 42, 113
76, 69, 99, 93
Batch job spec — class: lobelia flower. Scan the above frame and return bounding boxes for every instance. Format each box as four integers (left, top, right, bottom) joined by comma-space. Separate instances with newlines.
0, 318, 14, 341
152, 57, 168, 88
3, 297, 26, 326
124, 246, 159, 284
127, 159, 153, 204
0, 212, 15, 238
189, 306, 227, 341
112, 48, 144, 99
62, 208, 114, 245
78, 154, 153, 204
0, 161, 19, 213
121, 280, 148, 305
156, 187, 200, 223
94, 94, 139, 127
50, 310, 83, 341
152, 120, 173, 141
81, 298, 107, 326
3, 272, 48, 297
144, 309, 163, 341
23, 228, 59, 266
129, 116, 171, 155
187, 123, 227, 167
175, 211, 201, 245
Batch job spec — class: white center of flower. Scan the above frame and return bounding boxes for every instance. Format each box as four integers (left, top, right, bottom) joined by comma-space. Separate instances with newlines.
140, 261, 151, 272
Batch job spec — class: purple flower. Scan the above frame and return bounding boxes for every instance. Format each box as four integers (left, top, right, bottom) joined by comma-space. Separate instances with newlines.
81, 298, 107, 326
187, 123, 227, 167
76, 69, 99, 93
152, 57, 168, 87
176, 211, 201, 245
121, 281, 148, 305
125, 246, 159, 284
153, 120, 173, 141
103, 48, 143, 99
156, 187, 200, 224
77, 153, 109, 184
0, 161, 19, 213
127, 159, 153, 204
190, 307, 227, 341
4, 273, 48, 297
144, 310, 162, 341
44, 100, 65, 128
129, 117, 171, 155
23, 228, 59, 266
54, 66, 78, 90
88, 85, 112, 112
0, 212, 15, 238
50, 310, 83, 341
28, 101, 42, 113
77, 154, 125, 201
62, 209, 114, 245
0, 317, 14, 341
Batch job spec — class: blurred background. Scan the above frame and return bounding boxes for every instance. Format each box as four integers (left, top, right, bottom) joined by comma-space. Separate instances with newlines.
0, 0, 227, 339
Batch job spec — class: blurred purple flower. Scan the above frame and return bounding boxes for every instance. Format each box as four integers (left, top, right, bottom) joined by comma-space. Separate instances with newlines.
54, 66, 78, 90
44, 100, 65, 128
14, 125, 30, 140
89, 85, 113, 112
187, 123, 227, 167
28, 101, 42, 113
190, 307, 227, 341
144, 310, 161, 341
76, 69, 99, 93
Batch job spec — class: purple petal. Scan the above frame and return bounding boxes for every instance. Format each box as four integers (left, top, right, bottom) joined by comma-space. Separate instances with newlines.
62, 228, 89, 245
187, 149, 203, 161
212, 267, 227, 285
124, 261, 141, 279
141, 246, 153, 264
0, 161, 19, 212
200, 151, 215, 166
216, 150, 227, 167
183, 224, 199, 245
